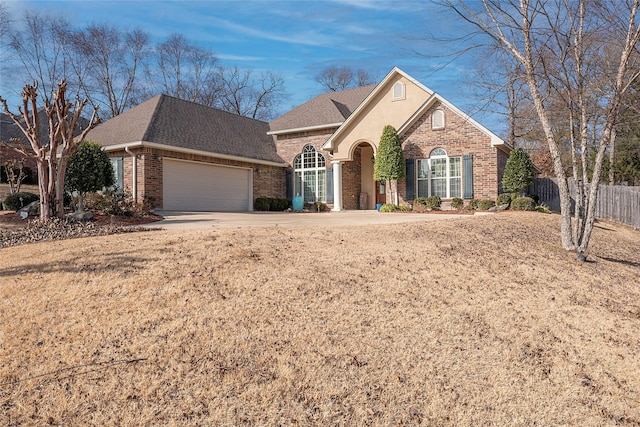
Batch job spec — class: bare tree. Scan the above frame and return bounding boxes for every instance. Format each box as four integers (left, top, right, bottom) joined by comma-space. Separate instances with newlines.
316, 65, 376, 91
2, 159, 27, 195
217, 66, 285, 121
441, 0, 640, 258
8, 11, 76, 102
146, 33, 219, 106
0, 81, 99, 220
66, 24, 148, 118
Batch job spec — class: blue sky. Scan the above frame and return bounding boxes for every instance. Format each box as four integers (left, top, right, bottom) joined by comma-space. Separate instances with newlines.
1, 0, 504, 133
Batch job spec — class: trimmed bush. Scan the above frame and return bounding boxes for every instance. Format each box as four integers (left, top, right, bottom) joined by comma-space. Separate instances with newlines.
511, 196, 536, 211
379, 203, 397, 212
271, 198, 289, 211
451, 197, 464, 210
469, 199, 479, 210
496, 193, 512, 207
254, 197, 290, 211
379, 203, 410, 212
477, 199, 495, 210
425, 196, 441, 210
3, 192, 39, 211
413, 196, 441, 210
254, 197, 270, 211
535, 204, 551, 213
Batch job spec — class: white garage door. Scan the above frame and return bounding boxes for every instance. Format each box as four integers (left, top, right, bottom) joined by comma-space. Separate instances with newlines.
163, 159, 251, 211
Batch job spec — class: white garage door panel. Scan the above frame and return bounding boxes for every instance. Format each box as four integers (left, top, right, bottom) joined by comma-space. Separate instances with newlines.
163, 159, 250, 211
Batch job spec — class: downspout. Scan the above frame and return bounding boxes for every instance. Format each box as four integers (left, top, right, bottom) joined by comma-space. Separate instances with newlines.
125, 146, 137, 203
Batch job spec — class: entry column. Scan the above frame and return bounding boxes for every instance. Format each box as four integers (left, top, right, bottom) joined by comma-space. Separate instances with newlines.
331, 160, 343, 211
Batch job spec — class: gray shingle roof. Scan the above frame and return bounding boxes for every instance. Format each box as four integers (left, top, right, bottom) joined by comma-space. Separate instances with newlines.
86, 94, 286, 165
269, 85, 376, 133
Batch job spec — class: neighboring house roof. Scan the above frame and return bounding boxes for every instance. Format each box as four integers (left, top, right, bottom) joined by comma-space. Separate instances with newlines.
1, 110, 90, 148
87, 94, 287, 166
268, 85, 376, 134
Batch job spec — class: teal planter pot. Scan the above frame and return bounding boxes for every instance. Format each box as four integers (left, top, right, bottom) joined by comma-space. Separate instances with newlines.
376, 203, 383, 211
292, 195, 304, 211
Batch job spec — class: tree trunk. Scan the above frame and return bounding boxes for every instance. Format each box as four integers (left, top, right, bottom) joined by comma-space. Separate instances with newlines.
36, 160, 51, 221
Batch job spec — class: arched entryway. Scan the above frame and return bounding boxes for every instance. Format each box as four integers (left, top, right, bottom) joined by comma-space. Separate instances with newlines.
341, 141, 378, 210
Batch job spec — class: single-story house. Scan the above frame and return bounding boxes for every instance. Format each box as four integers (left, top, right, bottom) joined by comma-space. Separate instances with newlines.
85, 67, 511, 211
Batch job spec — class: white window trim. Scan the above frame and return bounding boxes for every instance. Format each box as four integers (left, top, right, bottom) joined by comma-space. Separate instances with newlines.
294, 145, 327, 202
416, 149, 462, 199
392, 81, 405, 100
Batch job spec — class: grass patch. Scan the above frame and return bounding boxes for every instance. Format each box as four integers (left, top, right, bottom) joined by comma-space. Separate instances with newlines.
1, 213, 639, 425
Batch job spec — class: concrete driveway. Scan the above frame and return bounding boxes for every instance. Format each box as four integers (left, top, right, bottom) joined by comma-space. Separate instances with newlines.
151, 210, 477, 230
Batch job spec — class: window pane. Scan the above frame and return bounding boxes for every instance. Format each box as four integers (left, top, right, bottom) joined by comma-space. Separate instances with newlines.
417, 160, 429, 178
432, 178, 447, 198
318, 170, 326, 202
294, 171, 302, 197
417, 179, 429, 197
303, 172, 316, 202
450, 178, 461, 198
432, 158, 446, 178
430, 148, 446, 157
450, 157, 461, 177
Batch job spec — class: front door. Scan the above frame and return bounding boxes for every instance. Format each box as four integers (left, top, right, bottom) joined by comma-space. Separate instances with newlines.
375, 181, 386, 205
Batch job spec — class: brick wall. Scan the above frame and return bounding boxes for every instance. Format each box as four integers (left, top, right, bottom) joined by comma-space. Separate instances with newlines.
342, 147, 362, 209
401, 101, 503, 202
274, 128, 335, 165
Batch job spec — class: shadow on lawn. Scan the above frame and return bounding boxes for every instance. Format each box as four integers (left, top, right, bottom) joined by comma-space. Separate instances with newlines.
598, 256, 640, 268
0, 250, 160, 279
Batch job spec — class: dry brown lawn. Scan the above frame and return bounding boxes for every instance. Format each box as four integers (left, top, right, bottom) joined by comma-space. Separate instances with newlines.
1, 212, 639, 426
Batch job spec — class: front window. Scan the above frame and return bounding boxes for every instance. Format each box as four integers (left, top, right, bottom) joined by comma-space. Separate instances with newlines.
110, 157, 123, 190
294, 145, 326, 202
416, 148, 461, 198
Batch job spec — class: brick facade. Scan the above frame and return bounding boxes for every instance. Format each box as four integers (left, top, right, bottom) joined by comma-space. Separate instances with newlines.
110, 148, 286, 210
400, 102, 507, 202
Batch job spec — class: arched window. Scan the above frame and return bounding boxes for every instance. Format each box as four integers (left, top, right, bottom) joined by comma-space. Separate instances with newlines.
392, 81, 405, 100
294, 145, 326, 202
416, 148, 461, 198
432, 109, 445, 129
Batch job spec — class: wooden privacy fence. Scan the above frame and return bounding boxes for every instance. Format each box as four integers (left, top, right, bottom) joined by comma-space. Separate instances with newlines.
529, 178, 640, 229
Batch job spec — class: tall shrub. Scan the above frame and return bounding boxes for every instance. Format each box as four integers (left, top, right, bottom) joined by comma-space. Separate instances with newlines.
65, 141, 115, 212
502, 148, 535, 195
374, 125, 404, 205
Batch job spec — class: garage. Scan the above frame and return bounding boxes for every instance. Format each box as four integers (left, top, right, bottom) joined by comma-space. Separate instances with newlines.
162, 159, 252, 211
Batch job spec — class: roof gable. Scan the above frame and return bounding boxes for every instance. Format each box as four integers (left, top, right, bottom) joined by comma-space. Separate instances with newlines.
87, 95, 286, 165
268, 85, 375, 134
323, 67, 507, 155
322, 67, 434, 155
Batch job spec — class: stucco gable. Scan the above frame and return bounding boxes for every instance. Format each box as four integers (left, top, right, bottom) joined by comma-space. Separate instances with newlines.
323, 67, 434, 160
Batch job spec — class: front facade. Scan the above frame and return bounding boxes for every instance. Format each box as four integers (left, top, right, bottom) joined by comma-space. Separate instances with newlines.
270, 67, 510, 210
83, 67, 509, 212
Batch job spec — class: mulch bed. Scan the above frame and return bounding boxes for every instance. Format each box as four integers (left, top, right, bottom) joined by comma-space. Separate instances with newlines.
0, 211, 164, 248
0, 211, 163, 229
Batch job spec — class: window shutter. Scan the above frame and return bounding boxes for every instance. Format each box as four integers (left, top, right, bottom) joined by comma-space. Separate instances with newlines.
326, 166, 333, 203
463, 154, 473, 199
286, 168, 293, 200
405, 158, 415, 200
